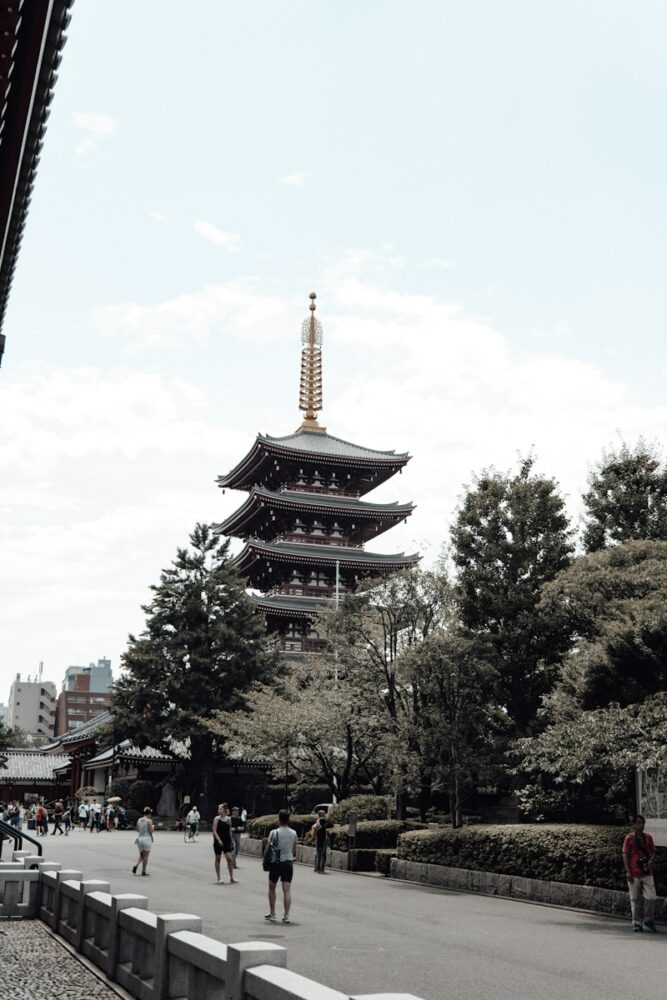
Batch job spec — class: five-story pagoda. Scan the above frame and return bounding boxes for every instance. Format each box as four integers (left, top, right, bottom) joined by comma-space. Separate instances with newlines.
216, 294, 418, 655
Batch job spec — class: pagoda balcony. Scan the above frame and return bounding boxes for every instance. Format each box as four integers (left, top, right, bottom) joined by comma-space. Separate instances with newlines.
280, 533, 362, 548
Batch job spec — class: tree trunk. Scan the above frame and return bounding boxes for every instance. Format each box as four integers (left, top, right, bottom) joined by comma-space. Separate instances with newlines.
418, 768, 432, 822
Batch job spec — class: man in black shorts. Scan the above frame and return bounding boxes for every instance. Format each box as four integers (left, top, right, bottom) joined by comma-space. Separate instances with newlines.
212, 803, 236, 884
264, 809, 297, 924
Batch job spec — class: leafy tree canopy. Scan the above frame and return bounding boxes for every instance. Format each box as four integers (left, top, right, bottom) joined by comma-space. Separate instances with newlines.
583, 440, 667, 552
541, 540, 667, 710
207, 658, 385, 802
450, 456, 573, 732
512, 693, 667, 817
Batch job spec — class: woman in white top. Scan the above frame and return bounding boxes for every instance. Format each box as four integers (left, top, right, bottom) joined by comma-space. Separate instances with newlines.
132, 807, 154, 876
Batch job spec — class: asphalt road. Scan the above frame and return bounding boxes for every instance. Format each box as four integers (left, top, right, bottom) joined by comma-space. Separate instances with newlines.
41, 829, 664, 1000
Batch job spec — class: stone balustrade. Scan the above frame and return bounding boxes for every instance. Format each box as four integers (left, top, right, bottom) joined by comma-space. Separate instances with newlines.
0, 848, 424, 1000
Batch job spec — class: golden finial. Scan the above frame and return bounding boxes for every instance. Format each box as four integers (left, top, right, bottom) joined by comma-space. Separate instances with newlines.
299, 292, 326, 432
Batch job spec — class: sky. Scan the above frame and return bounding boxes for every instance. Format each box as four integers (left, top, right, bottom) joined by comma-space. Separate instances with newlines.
1, 0, 667, 704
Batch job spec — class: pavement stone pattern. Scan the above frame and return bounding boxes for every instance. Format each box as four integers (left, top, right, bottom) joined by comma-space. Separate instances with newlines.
0, 920, 116, 999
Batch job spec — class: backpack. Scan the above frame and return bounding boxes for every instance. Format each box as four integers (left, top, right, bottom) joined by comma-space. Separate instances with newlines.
262, 829, 281, 870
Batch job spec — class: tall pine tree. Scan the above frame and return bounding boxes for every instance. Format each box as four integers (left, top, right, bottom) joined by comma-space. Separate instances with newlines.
112, 523, 278, 817
451, 457, 573, 734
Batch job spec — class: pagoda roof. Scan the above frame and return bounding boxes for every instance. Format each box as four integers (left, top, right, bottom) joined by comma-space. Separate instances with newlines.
252, 594, 330, 618
234, 539, 419, 573
216, 487, 415, 537
218, 428, 410, 492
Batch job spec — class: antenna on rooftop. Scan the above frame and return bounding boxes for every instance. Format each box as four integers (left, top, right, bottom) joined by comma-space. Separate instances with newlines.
299, 292, 326, 432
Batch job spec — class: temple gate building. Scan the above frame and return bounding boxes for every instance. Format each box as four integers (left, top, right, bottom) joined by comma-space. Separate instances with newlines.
216, 293, 418, 655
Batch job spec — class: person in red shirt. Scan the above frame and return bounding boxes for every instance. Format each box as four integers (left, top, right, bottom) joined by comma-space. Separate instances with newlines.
622, 814, 657, 933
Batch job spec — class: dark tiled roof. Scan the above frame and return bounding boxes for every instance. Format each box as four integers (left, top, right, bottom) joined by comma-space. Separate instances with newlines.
0, 751, 70, 783
260, 429, 408, 461
252, 594, 331, 617
216, 486, 414, 537
42, 710, 113, 751
84, 739, 187, 769
0, 1, 74, 363
234, 539, 419, 570
218, 429, 410, 491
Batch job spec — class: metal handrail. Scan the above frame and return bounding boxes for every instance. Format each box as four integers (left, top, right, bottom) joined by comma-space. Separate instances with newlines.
0, 817, 43, 859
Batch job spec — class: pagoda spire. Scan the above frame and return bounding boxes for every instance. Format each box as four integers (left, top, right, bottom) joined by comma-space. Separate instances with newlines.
299, 292, 326, 432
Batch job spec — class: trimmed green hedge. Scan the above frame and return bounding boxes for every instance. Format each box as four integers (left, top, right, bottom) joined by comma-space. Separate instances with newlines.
397, 824, 667, 892
247, 813, 314, 840
329, 795, 392, 824
330, 819, 426, 851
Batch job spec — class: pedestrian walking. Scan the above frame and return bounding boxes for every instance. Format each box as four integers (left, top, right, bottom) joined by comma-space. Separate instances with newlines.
311, 809, 332, 873
185, 805, 200, 840
78, 802, 89, 829
51, 800, 64, 835
63, 806, 72, 836
264, 810, 297, 924
212, 803, 236, 884
132, 807, 154, 876
230, 806, 245, 867
623, 814, 658, 932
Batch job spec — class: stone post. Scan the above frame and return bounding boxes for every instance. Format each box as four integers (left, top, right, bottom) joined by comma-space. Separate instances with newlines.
52, 869, 82, 932
76, 880, 111, 952
154, 913, 202, 1000
108, 893, 148, 979
225, 942, 287, 1000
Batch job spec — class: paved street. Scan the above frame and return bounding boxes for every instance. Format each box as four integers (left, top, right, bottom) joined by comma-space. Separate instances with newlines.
38, 829, 663, 1000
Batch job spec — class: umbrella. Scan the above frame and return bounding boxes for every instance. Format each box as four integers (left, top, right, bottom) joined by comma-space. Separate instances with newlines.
106, 796, 122, 803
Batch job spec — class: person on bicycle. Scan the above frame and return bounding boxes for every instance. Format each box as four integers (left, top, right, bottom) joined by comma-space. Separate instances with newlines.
185, 805, 200, 839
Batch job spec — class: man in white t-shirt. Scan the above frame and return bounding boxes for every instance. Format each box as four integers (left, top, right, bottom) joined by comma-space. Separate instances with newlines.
264, 810, 297, 924
185, 806, 200, 839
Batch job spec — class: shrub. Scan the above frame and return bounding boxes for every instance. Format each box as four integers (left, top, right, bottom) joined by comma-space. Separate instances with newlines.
125, 809, 140, 827
247, 813, 315, 841
330, 819, 425, 851
397, 824, 667, 892
330, 795, 392, 825
75, 786, 97, 798
109, 778, 133, 802
375, 849, 397, 876
128, 780, 157, 812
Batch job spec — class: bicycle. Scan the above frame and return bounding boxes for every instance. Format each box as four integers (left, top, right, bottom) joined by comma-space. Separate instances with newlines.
183, 822, 199, 844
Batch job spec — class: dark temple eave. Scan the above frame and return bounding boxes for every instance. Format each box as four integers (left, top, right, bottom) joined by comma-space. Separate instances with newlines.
0, 1, 74, 365
218, 429, 411, 493
215, 486, 415, 538
233, 539, 420, 575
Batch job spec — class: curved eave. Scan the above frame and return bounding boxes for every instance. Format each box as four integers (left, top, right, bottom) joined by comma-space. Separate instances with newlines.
252, 594, 329, 618
0, 1, 74, 363
234, 540, 420, 573
218, 435, 410, 491
215, 487, 415, 537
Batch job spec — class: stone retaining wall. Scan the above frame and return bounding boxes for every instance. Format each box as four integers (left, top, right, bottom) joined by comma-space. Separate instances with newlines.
390, 858, 667, 921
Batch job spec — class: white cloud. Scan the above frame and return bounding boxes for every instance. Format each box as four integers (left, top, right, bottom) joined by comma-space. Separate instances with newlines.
527, 321, 573, 340
72, 111, 119, 157
72, 113, 118, 135
421, 258, 452, 269
277, 172, 308, 187
194, 221, 240, 251
149, 210, 167, 222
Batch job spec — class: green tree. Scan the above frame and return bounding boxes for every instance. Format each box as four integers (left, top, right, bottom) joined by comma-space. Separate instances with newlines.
540, 540, 667, 710
111, 523, 278, 817
450, 457, 573, 734
207, 659, 385, 803
512, 694, 667, 819
324, 568, 454, 817
404, 629, 501, 827
583, 441, 667, 552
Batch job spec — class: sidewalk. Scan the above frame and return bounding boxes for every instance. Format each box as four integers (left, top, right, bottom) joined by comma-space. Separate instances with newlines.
0, 920, 117, 999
